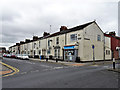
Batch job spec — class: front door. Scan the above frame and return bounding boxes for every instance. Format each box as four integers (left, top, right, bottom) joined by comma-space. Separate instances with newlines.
54, 49, 60, 59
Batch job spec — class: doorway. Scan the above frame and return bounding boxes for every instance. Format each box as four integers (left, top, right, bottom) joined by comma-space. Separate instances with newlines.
54, 49, 60, 59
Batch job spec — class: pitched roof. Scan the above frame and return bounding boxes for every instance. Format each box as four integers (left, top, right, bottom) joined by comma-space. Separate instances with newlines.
9, 21, 95, 47
46, 21, 94, 38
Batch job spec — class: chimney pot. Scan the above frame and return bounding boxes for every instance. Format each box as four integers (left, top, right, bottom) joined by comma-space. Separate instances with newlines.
60, 26, 67, 32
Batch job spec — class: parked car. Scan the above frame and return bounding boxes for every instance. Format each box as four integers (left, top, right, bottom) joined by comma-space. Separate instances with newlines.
11, 55, 16, 58
6, 54, 11, 58
21, 54, 29, 60
16, 54, 22, 59
3, 53, 7, 57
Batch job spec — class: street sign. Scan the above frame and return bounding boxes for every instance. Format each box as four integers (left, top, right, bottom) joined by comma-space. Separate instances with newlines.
92, 45, 94, 49
92, 45, 95, 64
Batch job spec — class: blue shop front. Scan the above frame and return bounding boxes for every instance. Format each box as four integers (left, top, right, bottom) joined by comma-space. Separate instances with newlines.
63, 45, 78, 61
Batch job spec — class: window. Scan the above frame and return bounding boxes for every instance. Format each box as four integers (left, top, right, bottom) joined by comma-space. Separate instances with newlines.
70, 34, 77, 41
56, 37, 59, 45
34, 50, 36, 55
55, 49, 57, 57
34, 43, 36, 48
106, 50, 110, 55
39, 41, 40, 48
48, 40, 50, 46
39, 50, 41, 55
47, 49, 51, 54
97, 35, 101, 41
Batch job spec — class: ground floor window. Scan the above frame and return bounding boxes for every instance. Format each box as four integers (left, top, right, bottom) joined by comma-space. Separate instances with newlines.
106, 50, 110, 55
39, 50, 41, 55
34, 50, 36, 55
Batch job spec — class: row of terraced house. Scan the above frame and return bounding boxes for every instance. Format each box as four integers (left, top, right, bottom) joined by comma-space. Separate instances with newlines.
9, 21, 120, 62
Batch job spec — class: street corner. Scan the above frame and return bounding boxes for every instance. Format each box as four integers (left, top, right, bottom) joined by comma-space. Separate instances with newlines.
108, 68, 120, 73
0, 61, 19, 77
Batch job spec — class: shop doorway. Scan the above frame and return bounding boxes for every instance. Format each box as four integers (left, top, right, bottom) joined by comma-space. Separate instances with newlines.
64, 49, 78, 61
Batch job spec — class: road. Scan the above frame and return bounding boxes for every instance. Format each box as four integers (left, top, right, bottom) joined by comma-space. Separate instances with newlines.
2, 58, 119, 88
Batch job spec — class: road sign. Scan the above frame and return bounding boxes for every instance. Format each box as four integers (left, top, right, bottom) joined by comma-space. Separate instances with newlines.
92, 45, 94, 49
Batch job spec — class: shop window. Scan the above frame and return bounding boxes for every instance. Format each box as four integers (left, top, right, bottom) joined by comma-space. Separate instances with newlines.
70, 34, 77, 41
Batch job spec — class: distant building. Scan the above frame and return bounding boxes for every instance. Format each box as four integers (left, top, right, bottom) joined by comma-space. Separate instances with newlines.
104, 31, 120, 59
0, 47, 6, 53
0, 47, 6, 58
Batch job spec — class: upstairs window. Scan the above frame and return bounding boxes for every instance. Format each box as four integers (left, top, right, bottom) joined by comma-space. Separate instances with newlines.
48, 40, 50, 47
70, 34, 77, 41
97, 35, 101, 41
56, 37, 59, 45
34, 43, 36, 48
39, 41, 40, 48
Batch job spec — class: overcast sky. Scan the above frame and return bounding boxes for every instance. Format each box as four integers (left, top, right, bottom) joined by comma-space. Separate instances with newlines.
0, 0, 119, 50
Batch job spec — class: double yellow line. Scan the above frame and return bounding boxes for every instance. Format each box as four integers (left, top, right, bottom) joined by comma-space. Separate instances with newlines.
0, 61, 19, 77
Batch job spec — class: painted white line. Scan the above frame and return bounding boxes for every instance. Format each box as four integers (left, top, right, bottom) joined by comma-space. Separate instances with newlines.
20, 72, 27, 74
53, 67, 63, 69
30, 70, 39, 73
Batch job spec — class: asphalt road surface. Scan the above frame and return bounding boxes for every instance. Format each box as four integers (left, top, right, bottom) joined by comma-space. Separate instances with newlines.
2, 58, 119, 88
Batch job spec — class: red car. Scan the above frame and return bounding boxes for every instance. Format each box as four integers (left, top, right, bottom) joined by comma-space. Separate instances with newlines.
11, 55, 16, 58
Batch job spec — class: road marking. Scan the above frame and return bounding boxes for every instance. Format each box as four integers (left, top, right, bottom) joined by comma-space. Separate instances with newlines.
0, 61, 19, 77
20, 72, 27, 74
30, 70, 39, 73
53, 67, 63, 69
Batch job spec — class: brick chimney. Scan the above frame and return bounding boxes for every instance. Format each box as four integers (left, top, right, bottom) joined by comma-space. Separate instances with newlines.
16, 43, 19, 45
43, 32, 50, 37
25, 39, 30, 43
33, 36, 38, 41
20, 41, 25, 44
60, 26, 67, 32
109, 31, 116, 36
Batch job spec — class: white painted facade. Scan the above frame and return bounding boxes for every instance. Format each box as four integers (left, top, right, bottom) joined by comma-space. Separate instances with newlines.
9, 21, 112, 61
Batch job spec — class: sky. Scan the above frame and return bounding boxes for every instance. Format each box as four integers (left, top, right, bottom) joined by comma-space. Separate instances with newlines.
0, 0, 119, 50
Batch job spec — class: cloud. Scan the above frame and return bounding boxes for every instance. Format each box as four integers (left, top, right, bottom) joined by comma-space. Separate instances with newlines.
1, 0, 118, 49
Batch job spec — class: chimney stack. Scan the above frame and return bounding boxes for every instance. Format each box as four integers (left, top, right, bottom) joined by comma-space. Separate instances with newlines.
16, 43, 19, 45
33, 36, 38, 41
20, 41, 25, 44
43, 32, 50, 37
109, 31, 116, 36
25, 39, 30, 43
60, 26, 67, 32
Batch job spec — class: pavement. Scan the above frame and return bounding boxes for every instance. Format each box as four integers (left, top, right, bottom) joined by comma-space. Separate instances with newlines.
29, 58, 120, 73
